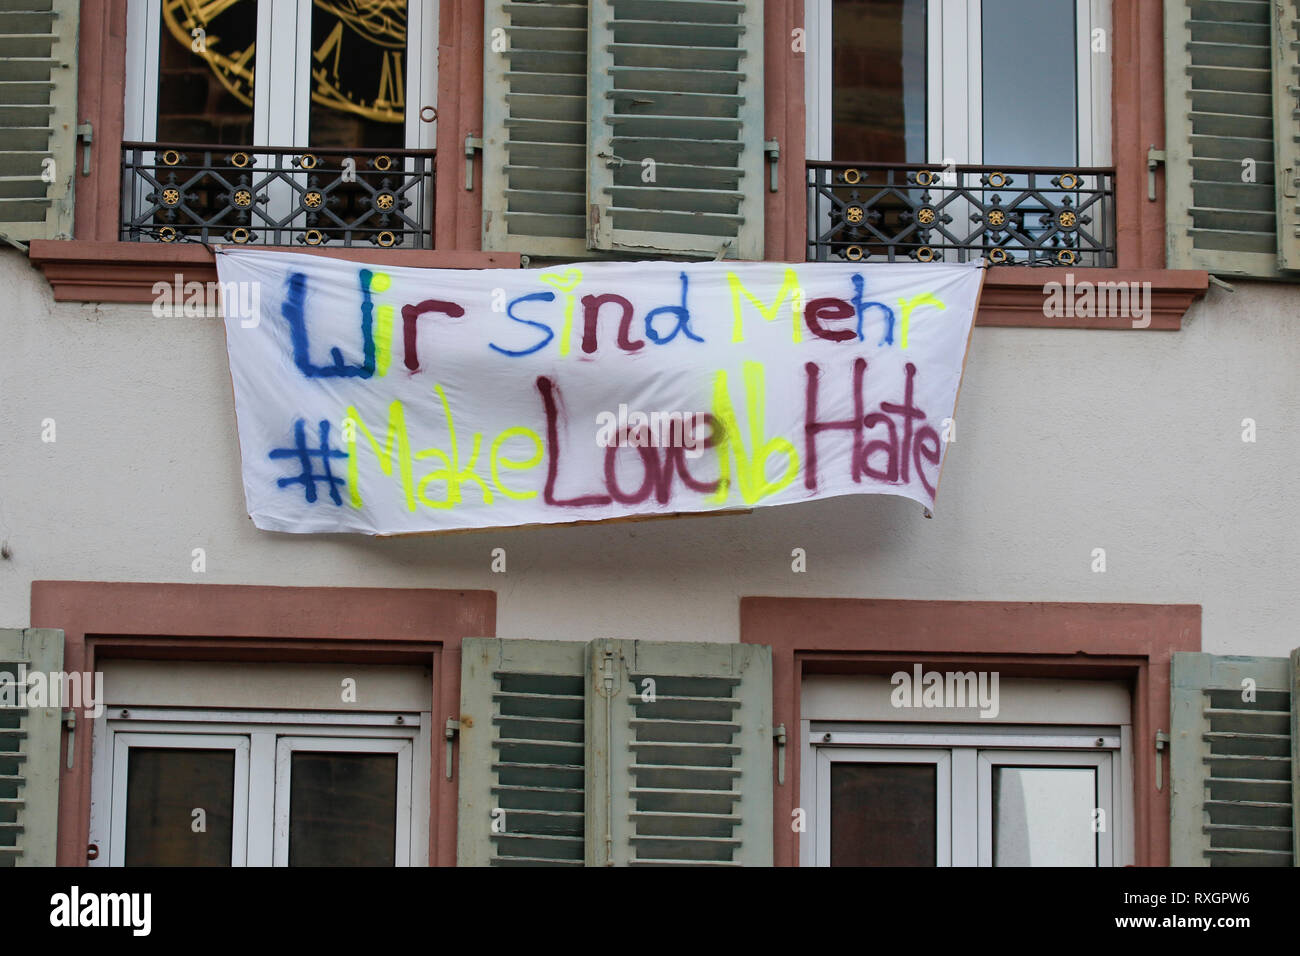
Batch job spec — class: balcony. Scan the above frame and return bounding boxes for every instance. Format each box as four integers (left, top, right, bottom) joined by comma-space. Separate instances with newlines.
807, 161, 1116, 267
120, 143, 436, 249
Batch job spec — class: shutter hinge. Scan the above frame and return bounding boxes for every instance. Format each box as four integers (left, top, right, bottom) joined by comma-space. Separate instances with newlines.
774, 723, 787, 785
444, 718, 461, 779
1155, 729, 1170, 791
765, 139, 780, 192
0, 233, 29, 254
63, 709, 75, 769
1146, 146, 1166, 202
464, 135, 483, 191
77, 122, 93, 177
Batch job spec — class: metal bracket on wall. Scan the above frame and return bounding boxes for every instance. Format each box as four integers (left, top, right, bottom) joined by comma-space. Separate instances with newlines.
1146, 146, 1166, 202
1155, 729, 1170, 790
464, 135, 483, 191
774, 723, 786, 785
444, 717, 461, 779
765, 139, 780, 192
63, 709, 76, 769
76, 122, 93, 176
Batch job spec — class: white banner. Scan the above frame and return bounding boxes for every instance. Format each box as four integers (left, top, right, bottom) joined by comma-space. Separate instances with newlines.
215, 250, 983, 535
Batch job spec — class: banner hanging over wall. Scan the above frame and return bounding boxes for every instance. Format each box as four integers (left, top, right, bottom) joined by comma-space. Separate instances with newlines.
215, 250, 984, 535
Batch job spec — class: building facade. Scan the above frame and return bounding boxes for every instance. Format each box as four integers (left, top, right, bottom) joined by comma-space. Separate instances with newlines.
0, 0, 1296, 867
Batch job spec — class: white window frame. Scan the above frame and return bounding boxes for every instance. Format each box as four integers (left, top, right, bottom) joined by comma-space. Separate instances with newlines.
976, 748, 1114, 867
804, 0, 1111, 167
90, 707, 431, 867
801, 724, 1132, 867
106, 731, 251, 867
272, 734, 414, 867
813, 746, 952, 866
124, 0, 438, 149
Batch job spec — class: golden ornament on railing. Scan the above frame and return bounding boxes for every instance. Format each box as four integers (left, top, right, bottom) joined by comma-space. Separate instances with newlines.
844, 245, 864, 261
841, 168, 861, 185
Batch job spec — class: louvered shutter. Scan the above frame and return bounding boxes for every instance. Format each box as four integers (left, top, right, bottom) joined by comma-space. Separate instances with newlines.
586, 0, 764, 258
0, 628, 64, 867
1273, 1, 1300, 267
588, 639, 772, 866
0, 0, 78, 244
1162, 0, 1290, 276
1170, 651, 1297, 866
482, 0, 592, 258
458, 637, 588, 865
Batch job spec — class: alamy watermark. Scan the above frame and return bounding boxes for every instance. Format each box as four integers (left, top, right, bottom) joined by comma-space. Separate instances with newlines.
152, 273, 261, 326
1042, 273, 1152, 329
595, 404, 708, 459
0, 665, 103, 719
890, 664, 1000, 718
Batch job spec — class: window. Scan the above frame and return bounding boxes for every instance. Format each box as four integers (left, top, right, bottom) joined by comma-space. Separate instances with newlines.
121, 0, 437, 247
480, 0, 766, 260
90, 707, 430, 866
803, 0, 1114, 266
125, 0, 436, 150
804, 725, 1130, 866
92, 710, 426, 866
805, 0, 1111, 166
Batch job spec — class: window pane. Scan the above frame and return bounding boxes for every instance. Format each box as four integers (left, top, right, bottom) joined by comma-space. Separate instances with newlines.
157, 0, 256, 144
125, 748, 235, 866
981, 0, 1077, 165
832, 0, 927, 162
830, 762, 936, 866
288, 752, 398, 866
309, 0, 408, 148
993, 766, 1098, 866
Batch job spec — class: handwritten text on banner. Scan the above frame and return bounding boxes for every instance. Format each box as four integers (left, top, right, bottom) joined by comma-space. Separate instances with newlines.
215, 250, 983, 534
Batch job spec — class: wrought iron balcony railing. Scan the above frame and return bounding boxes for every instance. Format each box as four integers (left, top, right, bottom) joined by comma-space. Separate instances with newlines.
807, 160, 1116, 267
121, 142, 435, 249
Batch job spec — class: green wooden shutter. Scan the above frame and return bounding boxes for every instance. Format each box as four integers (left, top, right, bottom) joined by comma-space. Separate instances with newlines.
0, 0, 79, 244
481, 0, 592, 258
586, 0, 765, 259
1170, 651, 1297, 866
1273, 1, 1300, 268
588, 639, 772, 866
1163, 0, 1288, 276
0, 628, 64, 867
457, 637, 588, 865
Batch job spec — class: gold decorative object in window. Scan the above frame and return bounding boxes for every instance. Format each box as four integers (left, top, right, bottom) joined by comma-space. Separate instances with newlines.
158, 226, 177, 242
298, 154, 318, 170
375, 193, 396, 211
988, 247, 1008, 264
230, 152, 251, 168
376, 230, 396, 247
161, 150, 182, 166
915, 170, 938, 187
304, 229, 324, 245
161, 187, 181, 206
230, 227, 251, 243
841, 168, 861, 185
233, 189, 253, 207
986, 171, 1009, 188
844, 245, 864, 261
1057, 172, 1079, 190
916, 206, 936, 226
373, 155, 393, 171
1056, 249, 1077, 265
986, 209, 1006, 228
304, 191, 324, 208
915, 246, 936, 262
845, 205, 864, 224
1058, 210, 1077, 229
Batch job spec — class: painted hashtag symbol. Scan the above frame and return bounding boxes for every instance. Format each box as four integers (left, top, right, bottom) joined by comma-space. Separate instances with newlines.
268, 419, 348, 505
